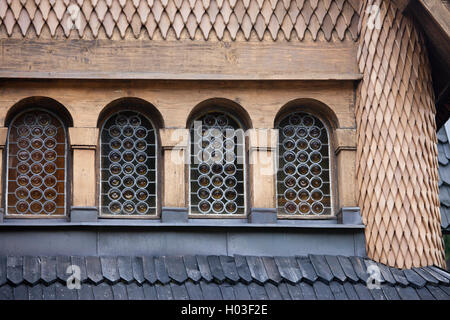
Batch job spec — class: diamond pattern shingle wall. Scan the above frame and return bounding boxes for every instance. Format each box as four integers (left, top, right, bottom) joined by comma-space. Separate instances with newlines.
356, 0, 446, 269
1, 254, 450, 300
0, 0, 360, 41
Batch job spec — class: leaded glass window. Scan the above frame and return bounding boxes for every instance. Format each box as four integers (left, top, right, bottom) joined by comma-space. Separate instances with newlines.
100, 111, 157, 216
6, 110, 67, 216
189, 112, 246, 215
277, 112, 332, 216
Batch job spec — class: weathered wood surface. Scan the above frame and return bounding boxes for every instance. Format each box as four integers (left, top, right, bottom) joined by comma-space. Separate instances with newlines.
0, 39, 360, 80
0, 79, 356, 129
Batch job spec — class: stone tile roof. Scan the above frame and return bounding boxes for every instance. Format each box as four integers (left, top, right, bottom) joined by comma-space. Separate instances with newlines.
438, 124, 450, 233
0, 0, 360, 41
1, 254, 449, 300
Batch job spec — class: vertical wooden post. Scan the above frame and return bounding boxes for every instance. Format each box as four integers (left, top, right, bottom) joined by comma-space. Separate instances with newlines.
160, 128, 189, 222
0, 127, 7, 222
334, 129, 357, 209
248, 129, 278, 223
69, 127, 99, 221
356, 0, 445, 268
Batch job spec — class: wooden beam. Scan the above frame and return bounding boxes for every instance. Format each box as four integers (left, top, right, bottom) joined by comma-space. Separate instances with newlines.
410, 0, 450, 69
0, 39, 361, 81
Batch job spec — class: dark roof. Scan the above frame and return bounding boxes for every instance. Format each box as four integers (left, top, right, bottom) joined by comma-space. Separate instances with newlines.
0, 255, 449, 300
438, 124, 450, 233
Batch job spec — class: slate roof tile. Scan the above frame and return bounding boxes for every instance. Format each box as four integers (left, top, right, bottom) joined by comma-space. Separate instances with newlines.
276, 283, 292, 300
234, 255, 252, 284
55, 282, 77, 300
118, 256, 134, 283
336, 256, 359, 283
247, 256, 269, 284
396, 286, 420, 300
219, 283, 236, 300
155, 283, 173, 300
165, 256, 187, 284
183, 256, 202, 282
100, 256, 120, 284
40, 257, 57, 285
23, 256, 40, 285
264, 282, 282, 300
185, 281, 204, 300
368, 287, 386, 300
56, 256, 71, 283
423, 266, 449, 284
329, 281, 348, 300
325, 255, 346, 283
142, 256, 157, 284
412, 267, 440, 285
42, 283, 56, 300
170, 283, 189, 300
112, 282, 128, 300
380, 285, 401, 300
13, 284, 28, 300
208, 255, 226, 283
132, 257, 146, 284
248, 282, 268, 300
196, 256, 213, 282
220, 255, 240, 283
275, 256, 302, 284
375, 261, 396, 285
143, 283, 158, 300
353, 282, 373, 300
200, 282, 222, 300
232, 282, 251, 300
296, 256, 318, 284
313, 280, 334, 300
7, 256, 23, 285
403, 269, 427, 288
438, 125, 450, 231
309, 254, 333, 284
71, 256, 87, 282
78, 283, 94, 300
299, 281, 317, 300
415, 287, 436, 300
126, 282, 145, 300
284, 283, 302, 300
342, 282, 359, 300
28, 285, 43, 300
92, 282, 113, 300
0, 257, 6, 287
0, 254, 449, 300
349, 256, 369, 282
86, 256, 103, 284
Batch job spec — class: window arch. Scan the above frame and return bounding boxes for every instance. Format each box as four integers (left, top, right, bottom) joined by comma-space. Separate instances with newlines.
99, 111, 157, 217
189, 111, 246, 216
6, 109, 68, 217
276, 112, 332, 217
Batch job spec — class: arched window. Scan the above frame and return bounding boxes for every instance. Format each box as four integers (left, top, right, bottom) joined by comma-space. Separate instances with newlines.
277, 112, 332, 216
189, 112, 246, 216
99, 111, 157, 217
6, 109, 68, 217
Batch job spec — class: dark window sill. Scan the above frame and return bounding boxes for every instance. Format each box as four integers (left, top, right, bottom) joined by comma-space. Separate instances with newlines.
0, 217, 365, 229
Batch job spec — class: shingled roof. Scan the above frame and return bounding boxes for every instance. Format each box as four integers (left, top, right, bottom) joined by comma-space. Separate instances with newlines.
1, 255, 449, 300
438, 124, 450, 233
